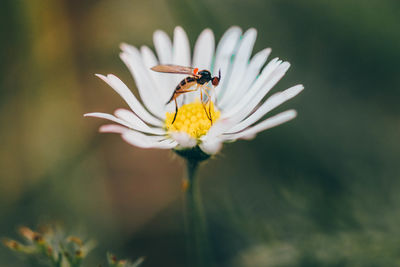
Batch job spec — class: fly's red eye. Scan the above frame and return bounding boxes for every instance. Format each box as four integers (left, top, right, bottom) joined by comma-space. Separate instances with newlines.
212, 77, 220, 86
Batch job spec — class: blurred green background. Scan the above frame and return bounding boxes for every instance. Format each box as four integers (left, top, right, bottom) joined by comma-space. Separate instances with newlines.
1, 0, 400, 266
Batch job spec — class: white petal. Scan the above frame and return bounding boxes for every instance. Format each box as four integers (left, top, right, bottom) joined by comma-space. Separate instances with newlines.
222, 110, 297, 141
186, 29, 215, 103
203, 118, 236, 139
95, 74, 163, 126
156, 139, 179, 148
198, 118, 234, 155
170, 132, 197, 148
213, 26, 242, 98
84, 112, 134, 129
192, 29, 215, 70
172, 26, 191, 73
171, 26, 192, 105
119, 47, 165, 118
218, 28, 257, 107
152, 31, 178, 101
221, 57, 279, 117
85, 111, 165, 137
139, 46, 168, 101
122, 130, 177, 149
140, 45, 158, 67
98, 124, 176, 149
222, 48, 271, 110
222, 60, 290, 123
153, 30, 172, 64
120, 44, 164, 103
99, 124, 128, 134
199, 138, 223, 155
227, 85, 304, 133
114, 108, 166, 135
236, 62, 291, 120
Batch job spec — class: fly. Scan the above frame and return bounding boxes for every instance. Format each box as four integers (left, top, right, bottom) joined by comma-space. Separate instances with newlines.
151, 64, 221, 125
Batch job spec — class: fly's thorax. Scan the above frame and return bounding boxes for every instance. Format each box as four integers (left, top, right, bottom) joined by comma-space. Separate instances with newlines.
196, 70, 212, 85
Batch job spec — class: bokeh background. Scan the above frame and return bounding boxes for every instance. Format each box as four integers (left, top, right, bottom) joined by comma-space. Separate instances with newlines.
1, 0, 400, 266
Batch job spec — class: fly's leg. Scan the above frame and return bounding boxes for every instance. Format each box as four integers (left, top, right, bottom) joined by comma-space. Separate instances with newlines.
200, 89, 210, 121
170, 88, 199, 124
202, 88, 213, 124
200, 88, 212, 124
211, 84, 218, 106
172, 98, 178, 124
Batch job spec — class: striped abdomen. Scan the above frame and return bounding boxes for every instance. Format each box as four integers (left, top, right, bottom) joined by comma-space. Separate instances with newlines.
166, 76, 197, 104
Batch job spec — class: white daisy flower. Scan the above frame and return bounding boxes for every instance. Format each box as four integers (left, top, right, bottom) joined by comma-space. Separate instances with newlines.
85, 26, 303, 160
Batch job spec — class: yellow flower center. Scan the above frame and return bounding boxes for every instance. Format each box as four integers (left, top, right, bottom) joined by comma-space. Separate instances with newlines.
165, 101, 220, 139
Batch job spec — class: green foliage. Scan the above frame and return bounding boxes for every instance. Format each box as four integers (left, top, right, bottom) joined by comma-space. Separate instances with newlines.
3, 226, 143, 267
3, 226, 95, 267
107, 253, 144, 267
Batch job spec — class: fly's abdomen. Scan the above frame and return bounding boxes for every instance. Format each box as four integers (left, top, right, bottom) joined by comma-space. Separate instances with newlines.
175, 77, 196, 92
166, 77, 196, 104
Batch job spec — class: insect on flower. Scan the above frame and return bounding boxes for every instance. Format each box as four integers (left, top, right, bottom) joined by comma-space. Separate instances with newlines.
151, 64, 221, 125
85, 26, 304, 156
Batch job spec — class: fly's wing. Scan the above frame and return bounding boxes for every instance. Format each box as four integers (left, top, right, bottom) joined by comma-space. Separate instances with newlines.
151, 64, 196, 75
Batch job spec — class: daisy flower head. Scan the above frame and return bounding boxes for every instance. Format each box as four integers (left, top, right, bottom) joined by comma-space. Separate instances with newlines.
85, 26, 303, 161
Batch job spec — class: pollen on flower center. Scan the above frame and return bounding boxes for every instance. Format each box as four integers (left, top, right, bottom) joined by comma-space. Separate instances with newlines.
165, 101, 220, 139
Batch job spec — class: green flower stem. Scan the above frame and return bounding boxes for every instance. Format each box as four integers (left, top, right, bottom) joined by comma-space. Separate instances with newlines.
184, 159, 212, 267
